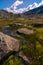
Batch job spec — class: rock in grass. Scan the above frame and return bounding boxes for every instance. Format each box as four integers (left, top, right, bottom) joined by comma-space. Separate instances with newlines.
0, 32, 20, 60
17, 28, 34, 34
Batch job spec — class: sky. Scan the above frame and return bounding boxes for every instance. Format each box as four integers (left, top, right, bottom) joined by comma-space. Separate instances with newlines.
0, 0, 42, 9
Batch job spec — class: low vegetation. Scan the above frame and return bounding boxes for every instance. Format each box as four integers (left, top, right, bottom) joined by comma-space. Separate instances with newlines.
0, 11, 43, 65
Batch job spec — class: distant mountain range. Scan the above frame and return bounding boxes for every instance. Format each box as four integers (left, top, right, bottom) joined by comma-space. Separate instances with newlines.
0, 5, 43, 19
5, 0, 43, 14
0, 10, 20, 19
0, 0, 43, 17
5, 2, 38, 14
0, 10, 13, 18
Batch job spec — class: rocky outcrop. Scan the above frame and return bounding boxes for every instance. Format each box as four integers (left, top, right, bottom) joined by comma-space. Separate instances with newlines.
0, 32, 20, 60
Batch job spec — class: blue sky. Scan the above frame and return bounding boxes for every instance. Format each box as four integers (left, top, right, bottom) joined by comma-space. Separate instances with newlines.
0, 0, 41, 9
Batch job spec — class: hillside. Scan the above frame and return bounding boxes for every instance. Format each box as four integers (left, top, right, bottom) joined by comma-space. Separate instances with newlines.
0, 10, 21, 19
24, 5, 43, 15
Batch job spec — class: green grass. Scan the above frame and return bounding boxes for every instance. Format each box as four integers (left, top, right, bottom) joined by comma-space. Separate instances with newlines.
2, 55, 23, 65
19, 28, 43, 65
0, 16, 43, 26
0, 16, 43, 65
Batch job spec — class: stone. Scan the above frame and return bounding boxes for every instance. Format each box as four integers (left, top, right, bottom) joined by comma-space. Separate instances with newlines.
17, 28, 34, 34
0, 32, 20, 60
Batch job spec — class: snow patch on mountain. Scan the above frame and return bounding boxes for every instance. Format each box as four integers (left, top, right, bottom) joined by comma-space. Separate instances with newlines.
5, 0, 23, 13
38, 0, 43, 6
27, 3, 38, 10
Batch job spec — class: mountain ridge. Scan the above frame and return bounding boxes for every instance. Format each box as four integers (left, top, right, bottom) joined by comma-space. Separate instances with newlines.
5, 0, 43, 14
0, 5, 43, 20
23, 5, 43, 15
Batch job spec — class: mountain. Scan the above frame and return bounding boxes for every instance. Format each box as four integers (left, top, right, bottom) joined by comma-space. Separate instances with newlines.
0, 10, 11, 18
5, 2, 38, 14
24, 5, 43, 15
5, 0, 43, 14
5, 0, 24, 14
0, 5, 43, 20
0, 0, 43, 19
0, 5, 43, 18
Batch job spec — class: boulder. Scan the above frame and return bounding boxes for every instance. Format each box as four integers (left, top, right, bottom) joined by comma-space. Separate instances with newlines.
17, 28, 34, 34
0, 32, 20, 60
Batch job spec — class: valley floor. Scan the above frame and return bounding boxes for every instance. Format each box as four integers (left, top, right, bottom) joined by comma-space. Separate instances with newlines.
0, 17, 43, 65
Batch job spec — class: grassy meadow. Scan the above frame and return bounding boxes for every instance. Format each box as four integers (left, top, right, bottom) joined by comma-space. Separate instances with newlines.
0, 15, 43, 65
